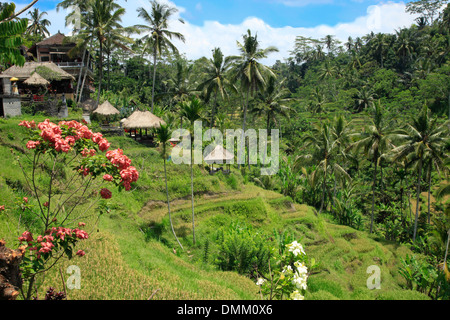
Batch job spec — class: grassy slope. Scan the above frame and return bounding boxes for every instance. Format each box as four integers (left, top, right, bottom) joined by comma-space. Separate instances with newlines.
0, 115, 429, 300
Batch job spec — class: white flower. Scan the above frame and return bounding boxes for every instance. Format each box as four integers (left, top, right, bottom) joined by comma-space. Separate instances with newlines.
292, 272, 308, 290
294, 261, 308, 276
256, 278, 266, 286
282, 265, 293, 274
290, 290, 304, 300
286, 240, 306, 257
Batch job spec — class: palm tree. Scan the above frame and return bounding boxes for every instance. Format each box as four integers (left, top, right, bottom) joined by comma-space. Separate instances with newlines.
154, 123, 184, 250
180, 97, 203, 245
353, 86, 376, 113
296, 121, 350, 214
388, 105, 449, 242
26, 8, 51, 38
164, 60, 197, 106
197, 47, 236, 130
230, 29, 278, 167
137, 0, 185, 112
369, 33, 390, 68
74, 0, 127, 104
251, 76, 292, 132
348, 101, 395, 233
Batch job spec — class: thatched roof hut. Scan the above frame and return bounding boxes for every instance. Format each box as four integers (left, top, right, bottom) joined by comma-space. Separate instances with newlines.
204, 145, 234, 164
122, 110, 165, 129
23, 72, 50, 86
2, 62, 75, 81
93, 100, 120, 116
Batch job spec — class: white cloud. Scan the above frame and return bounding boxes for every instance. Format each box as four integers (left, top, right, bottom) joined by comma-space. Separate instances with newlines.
22, 0, 419, 66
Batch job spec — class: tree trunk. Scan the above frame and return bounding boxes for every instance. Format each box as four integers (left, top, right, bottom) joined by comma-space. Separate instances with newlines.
96, 40, 103, 105
370, 157, 378, 234
151, 49, 157, 113
0, 240, 24, 300
78, 47, 91, 104
427, 165, 432, 224
413, 158, 423, 243
164, 156, 183, 250
319, 165, 327, 215
75, 48, 87, 103
190, 141, 196, 245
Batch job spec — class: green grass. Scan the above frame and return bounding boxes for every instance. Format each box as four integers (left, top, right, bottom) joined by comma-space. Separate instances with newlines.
0, 114, 431, 300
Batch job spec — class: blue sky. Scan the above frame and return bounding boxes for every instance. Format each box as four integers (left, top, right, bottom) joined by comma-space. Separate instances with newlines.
14, 0, 419, 64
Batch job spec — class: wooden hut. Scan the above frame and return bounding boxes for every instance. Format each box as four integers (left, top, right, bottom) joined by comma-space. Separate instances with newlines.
122, 110, 165, 140
203, 144, 234, 174
93, 100, 120, 125
23, 72, 50, 87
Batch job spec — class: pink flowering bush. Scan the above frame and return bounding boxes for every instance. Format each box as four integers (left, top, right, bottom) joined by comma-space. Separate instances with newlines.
13, 119, 140, 300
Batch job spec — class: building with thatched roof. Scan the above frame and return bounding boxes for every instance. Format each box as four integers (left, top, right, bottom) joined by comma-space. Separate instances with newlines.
2, 62, 75, 99
27, 32, 94, 102
204, 144, 234, 174
93, 100, 120, 116
122, 110, 166, 141
23, 72, 50, 87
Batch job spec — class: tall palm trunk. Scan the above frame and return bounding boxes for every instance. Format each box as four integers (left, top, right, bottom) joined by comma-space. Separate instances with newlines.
151, 47, 157, 113
164, 154, 183, 250
96, 40, 103, 104
78, 47, 91, 104
370, 155, 378, 234
413, 157, 423, 243
319, 163, 327, 215
75, 48, 87, 103
190, 138, 195, 245
427, 165, 432, 224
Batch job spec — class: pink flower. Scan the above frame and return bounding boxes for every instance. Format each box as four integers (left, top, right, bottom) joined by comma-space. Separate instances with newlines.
76, 250, 85, 257
23, 197, 28, 203
92, 132, 103, 144
26, 140, 40, 150
98, 139, 110, 152
39, 241, 54, 253
73, 228, 89, 240
0, 205, 5, 211
103, 174, 113, 182
100, 188, 112, 199
18, 231, 33, 243
78, 222, 86, 227
43, 202, 49, 207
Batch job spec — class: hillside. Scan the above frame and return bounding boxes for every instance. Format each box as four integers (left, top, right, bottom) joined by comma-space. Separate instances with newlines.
0, 115, 430, 300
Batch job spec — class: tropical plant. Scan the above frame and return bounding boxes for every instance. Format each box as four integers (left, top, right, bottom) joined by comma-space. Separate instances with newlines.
180, 97, 204, 245
136, 0, 185, 112
197, 47, 236, 130
348, 102, 395, 233
388, 105, 449, 242
154, 123, 184, 250
0, 3, 28, 68
26, 8, 51, 38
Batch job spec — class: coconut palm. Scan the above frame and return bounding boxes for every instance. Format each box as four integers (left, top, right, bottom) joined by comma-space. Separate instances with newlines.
26, 8, 51, 38
230, 29, 278, 167
180, 97, 204, 245
197, 47, 236, 130
154, 123, 184, 250
369, 33, 390, 68
353, 86, 376, 113
388, 105, 449, 242
348, 101, 395, 233
296, 121, 351, 214
73, 0, 128, 104
251, 76, 293, 132
136, 0, 185, 112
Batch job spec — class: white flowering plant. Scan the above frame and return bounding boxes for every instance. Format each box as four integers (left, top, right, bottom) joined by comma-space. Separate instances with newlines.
255, 239, 315, 300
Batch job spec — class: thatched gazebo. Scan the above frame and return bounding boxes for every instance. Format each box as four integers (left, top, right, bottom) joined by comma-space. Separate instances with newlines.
204, 144, 234, 174
23, 72, 50, 87
93, 100, 120, 125
122, 110, 165, 140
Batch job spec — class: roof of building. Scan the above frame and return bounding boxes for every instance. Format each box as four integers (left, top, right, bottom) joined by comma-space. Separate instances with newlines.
204, 145, 234, 163
93, 100, 120, 116
2, 62, 75, 81
35, 32, 69, 46
122, 110, 166, 129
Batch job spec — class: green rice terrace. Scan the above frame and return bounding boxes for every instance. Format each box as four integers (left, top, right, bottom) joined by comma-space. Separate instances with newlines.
0, 0, 450, 302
